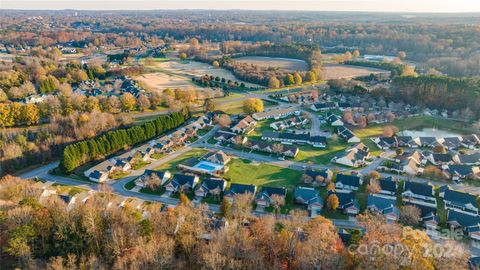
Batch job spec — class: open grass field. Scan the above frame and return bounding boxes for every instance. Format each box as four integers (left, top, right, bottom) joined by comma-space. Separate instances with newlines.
134, 71, 202, 91
234, 56, 309, 72
294, 140, 350, 165
154, 148, 209, 172
322, 63, 390, 80
224, 158, 302, 188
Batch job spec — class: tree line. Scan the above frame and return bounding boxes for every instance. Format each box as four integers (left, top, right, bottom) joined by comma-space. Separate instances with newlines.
0, 176, 469, 269
60, 109, 189, 173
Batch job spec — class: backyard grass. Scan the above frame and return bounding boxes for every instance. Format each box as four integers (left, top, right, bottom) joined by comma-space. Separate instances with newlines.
154, 148, 209, 172
140, 186, 165, 195
223, 158, 302, 189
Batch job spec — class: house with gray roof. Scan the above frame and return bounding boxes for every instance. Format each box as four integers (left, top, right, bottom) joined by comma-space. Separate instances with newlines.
378, 177, 397, 197
335, 174, 363, 191
443, 188, 479, 215
195, 178, 227, 198
367, 195, 400, 223
402, 181, 436, 205
255, 187, 287, 208
224, 183, 257, 200
294, 187, 323, 216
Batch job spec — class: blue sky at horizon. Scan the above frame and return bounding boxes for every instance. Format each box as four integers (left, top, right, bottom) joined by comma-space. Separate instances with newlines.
2, 0, 480, 13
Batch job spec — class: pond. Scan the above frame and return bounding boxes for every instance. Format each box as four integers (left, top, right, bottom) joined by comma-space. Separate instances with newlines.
398, 128, 461, 138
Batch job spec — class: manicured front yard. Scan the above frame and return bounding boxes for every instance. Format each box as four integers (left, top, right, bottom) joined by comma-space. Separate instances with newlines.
131, 160, 151, 170
223, 158, 302, 188
110, 171, 130, 180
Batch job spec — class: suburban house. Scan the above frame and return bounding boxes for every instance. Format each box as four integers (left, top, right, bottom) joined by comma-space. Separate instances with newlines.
32, 181, 57, 204
202, 150, 231, 165
461, 134, 480, 149
194, 178, 227, 198
428, 153, 454, 165
252, 107, 299, 121
138, 147, 154, 161
414, 137, 441, 148
270, 116, 309, 131
332, 143, 369, 168
255, 186, 287, 208
332, 191, 360, 215
310, 102, 336, 112
165, 174, 200, 193
396, 150, 424, 166
453, 153, 480, 165
444, 165, 480, 180
213, 130, 247, 145
231, 115, 257, 134
335, 174, 363, 191
378, 176, 398, 197
401, 181, 436, 205
372, 136, 398, 149
224, 183, 257, 200
261, 131, 327, 148
389, 158, 423, 175
294, 187, 323, 216
396, 136, 418, 148
89, 170, 109, 183
447, 210, 480, 248
408, 203, 440, 234
135, 170, 172, 187
66, 191, 95, 211
326, 113, 344, 126
367, 195, 400, 223
443, 188, 479, 215
154, 138, 174, 152
303, 169, 333, 186
442, 137, 463, 150
336, 126, 361, 143
247, 140, 299, 157
115, 158, 132, 172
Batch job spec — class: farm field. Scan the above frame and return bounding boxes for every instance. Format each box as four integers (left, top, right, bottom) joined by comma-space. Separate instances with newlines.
322, 63, 390, 79
134, 71, 203, 91
148, 59, 261, 88
234, 56, 309, 72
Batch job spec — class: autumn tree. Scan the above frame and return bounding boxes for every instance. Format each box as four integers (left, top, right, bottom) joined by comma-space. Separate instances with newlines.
367, 178, 381, 194
399, 205, 421, 226
204, 99, 216, 112
120, 93, 136, 112
326, 194, 339, 211
293, 72, 302, 85
243, 98, 264, 115
220, 198, 232, 220
270, 194, 285, 216
383, 125, 399, 137
215, 114, 231, 128
268, 76, 281, 89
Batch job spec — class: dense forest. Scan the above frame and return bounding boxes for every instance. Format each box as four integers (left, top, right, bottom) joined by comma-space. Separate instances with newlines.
389, 76, 480, 119
0, 176, 469, 269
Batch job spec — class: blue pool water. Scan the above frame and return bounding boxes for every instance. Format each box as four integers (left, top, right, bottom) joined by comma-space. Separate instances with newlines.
193, 161, 224, 172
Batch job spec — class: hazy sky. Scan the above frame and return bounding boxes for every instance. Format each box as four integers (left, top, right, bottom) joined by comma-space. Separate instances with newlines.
2, 0, 480, 13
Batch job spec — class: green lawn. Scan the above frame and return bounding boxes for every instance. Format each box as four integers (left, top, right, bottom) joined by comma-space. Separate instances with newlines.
151, 153, 165, 160
110, 171, 130, 180
154, 148, 209, 172
52, 184, 88, 196
131, 160, 151, 170
223, 158, 302, 188
124, 180, 136, 190
216, 100, 245, 114
294, 140, 349, 165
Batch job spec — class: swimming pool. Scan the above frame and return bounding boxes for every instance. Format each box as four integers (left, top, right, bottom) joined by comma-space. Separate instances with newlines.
193, 161, 224, 173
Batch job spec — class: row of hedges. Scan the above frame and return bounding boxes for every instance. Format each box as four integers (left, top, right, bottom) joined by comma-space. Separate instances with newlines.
60, 109, 189, 173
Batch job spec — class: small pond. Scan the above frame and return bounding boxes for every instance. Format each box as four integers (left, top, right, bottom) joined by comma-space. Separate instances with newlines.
398, 128, 461, 138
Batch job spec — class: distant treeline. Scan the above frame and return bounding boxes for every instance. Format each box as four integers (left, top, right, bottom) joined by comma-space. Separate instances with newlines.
60, 109, 189, 173
390, 75, 480, 118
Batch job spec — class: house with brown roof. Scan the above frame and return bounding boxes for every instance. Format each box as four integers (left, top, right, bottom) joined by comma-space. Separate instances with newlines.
231, 115, 257, 134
